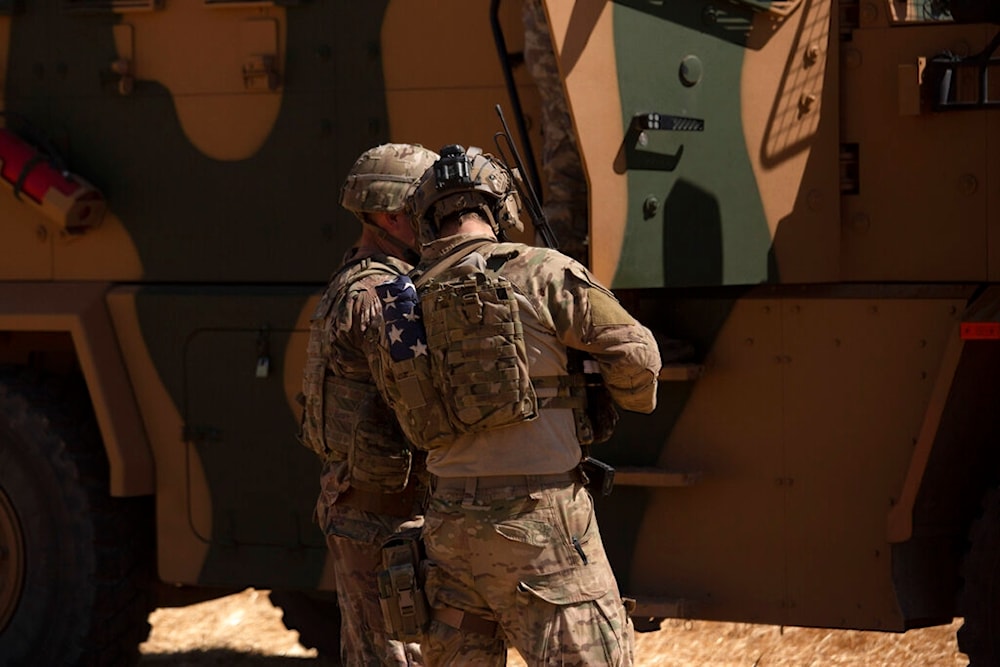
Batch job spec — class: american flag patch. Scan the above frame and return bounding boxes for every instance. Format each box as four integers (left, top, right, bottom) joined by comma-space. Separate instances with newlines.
376, 274, 429, 362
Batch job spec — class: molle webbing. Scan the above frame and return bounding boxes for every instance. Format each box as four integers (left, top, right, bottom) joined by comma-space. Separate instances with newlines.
533, 372, 591, 445
422, 271, 536, 427
530, 374, 589, 410
375, 241, 538, 449
322, 374, 412, 493
321, 374, 376, 460
532, 370, 617, 444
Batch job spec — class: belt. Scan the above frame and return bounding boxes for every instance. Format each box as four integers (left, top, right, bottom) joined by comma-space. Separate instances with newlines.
433, 607, 499, 638
431, 470, 578, 492
337, 482, 420, 518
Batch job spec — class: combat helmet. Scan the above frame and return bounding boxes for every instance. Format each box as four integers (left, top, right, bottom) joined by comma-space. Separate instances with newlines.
340, 143, 439, 217
410, 144, 523, 246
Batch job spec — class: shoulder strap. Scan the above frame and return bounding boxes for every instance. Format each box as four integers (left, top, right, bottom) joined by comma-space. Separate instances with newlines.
331, 255, 404, 294
413, 239, 493, 288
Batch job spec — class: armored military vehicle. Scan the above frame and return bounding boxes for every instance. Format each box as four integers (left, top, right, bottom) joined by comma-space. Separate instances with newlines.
0, 0, 997, 664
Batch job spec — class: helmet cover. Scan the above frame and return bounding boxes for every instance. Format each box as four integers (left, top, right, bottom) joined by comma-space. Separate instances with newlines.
340, 143, 439, 215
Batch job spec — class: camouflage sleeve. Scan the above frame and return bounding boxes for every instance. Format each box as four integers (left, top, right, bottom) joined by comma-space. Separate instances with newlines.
326, 282, 382, 382
524, 249, 661, 413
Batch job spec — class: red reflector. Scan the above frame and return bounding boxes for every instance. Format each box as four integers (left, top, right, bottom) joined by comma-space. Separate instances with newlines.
961, 322, 1000, 340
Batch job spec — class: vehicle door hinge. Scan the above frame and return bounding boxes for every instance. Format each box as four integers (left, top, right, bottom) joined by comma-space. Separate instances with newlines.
839, 0, 860, 38
840, 143, 859, 195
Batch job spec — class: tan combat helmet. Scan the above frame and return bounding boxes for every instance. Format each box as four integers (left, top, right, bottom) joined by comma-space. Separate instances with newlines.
410, 144, 523, 246
340, 142, 439, 217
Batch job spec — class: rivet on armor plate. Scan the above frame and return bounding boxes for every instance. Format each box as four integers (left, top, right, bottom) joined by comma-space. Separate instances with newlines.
957, 173, 978, 196
642, 196, 659, 220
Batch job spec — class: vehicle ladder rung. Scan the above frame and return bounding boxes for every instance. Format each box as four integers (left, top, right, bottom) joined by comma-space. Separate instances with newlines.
614, 467, 701, 487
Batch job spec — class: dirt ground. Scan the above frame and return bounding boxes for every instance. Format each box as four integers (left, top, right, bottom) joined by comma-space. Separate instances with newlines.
139, 588, 969, 666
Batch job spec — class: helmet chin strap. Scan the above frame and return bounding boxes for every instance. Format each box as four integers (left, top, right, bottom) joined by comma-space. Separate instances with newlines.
481, 205, 504, 239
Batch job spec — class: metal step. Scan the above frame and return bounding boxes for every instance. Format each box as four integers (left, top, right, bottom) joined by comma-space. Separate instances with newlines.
628, 595, 688, 619
614, 467, 701, 487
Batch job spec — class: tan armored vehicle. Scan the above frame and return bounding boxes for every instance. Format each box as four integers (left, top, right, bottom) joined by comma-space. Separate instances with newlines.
0, 1, 997, 664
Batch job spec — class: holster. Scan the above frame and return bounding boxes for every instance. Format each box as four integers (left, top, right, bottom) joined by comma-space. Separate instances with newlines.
376, 527, 430, 642
580, 454, 616, 497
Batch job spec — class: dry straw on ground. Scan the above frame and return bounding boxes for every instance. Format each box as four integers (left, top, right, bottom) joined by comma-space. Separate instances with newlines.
139, 588, 969, 666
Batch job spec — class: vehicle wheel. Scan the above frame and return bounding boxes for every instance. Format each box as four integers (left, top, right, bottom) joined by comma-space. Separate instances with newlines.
957, 486, 1000, 666
270, 589, 342, 657
0, 368, 154, 666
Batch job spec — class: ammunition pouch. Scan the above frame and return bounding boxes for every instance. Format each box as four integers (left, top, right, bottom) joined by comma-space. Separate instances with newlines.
377, 350, 456, 452
377, 527, 430, 642
583, 380, 619, 445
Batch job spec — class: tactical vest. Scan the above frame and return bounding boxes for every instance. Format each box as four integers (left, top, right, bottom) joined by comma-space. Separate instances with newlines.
300, 256, 413, 493
374, 242, 538, 450
374, 242, 617, 451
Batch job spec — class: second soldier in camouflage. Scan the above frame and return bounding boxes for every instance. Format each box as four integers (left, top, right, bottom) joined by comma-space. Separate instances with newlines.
299, 143, 438, 666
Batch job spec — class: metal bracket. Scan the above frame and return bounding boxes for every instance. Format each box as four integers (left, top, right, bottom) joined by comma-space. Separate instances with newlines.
242, 54, 281, 91
241, 19, 282, 92
615, 112, 705, 173
923, 30, 1000, 111
111, 23, 135, 96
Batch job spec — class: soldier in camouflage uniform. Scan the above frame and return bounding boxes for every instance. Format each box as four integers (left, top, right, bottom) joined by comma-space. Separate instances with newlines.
376, 146, 661, 666
522, 0, 589, 265
300, 143, 438, 666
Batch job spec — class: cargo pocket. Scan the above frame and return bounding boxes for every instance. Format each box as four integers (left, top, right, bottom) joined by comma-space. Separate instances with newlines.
506, 488, 616, 604
494, 518, 555, 549
515, 566, 610, 606
514, 579, 628, 666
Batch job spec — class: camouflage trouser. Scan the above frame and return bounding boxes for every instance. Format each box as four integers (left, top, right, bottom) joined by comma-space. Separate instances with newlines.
522, 0, 589, 266
322, 502, 424, 667
421, 477, 634, 666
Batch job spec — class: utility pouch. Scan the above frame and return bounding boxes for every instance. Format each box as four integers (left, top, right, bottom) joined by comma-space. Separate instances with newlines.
583, 370, 619, 445
566, 353, 619, 446
377, 528, 430, 642
580, 456, 616, 497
